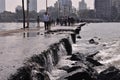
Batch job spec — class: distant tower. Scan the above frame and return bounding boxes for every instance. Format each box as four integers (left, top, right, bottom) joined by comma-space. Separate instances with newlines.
29, 0, 37, 12
0, 0, 5, 13
95, 0, 112, 19
112, 0, 120, 13
58, 0, 72, 16
79, 0, 87, 10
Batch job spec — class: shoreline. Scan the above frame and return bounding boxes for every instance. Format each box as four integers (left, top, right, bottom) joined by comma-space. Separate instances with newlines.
1, 23, 120, 80
0, 23, 83, 80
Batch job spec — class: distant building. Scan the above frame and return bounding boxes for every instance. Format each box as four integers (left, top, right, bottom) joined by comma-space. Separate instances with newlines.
95, 0, 112, 20
112, 0, 120, 13
15, 5, 22, 12
79, 0, 87, 11
29, 0, 37, 12
0, 0, 5, 13
57, 0, 72, 17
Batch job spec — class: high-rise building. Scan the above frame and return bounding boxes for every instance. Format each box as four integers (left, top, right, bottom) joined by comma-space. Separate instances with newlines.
95, 0, 112, 20
57, 0, 72, 16
79, 0, 87, 11
112, 0, 120, 13
29, 0, 37, 12
0, 0, 5, 13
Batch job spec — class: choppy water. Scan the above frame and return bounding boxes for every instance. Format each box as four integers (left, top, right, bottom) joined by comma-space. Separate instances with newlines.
1, 22, 120, 79
73, 22, 120, 71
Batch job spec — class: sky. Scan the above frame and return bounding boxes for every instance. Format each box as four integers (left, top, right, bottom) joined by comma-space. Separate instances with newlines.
6, 0, 94, 12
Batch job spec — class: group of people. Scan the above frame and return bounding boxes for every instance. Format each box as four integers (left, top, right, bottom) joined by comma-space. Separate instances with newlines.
56, 17, 75, 26
43, 12, 76, 31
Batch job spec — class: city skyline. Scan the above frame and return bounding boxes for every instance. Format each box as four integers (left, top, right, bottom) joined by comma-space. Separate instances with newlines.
5, 0, 94, 12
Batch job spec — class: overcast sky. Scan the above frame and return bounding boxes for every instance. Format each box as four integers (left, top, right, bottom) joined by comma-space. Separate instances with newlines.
6, 0, 94, 12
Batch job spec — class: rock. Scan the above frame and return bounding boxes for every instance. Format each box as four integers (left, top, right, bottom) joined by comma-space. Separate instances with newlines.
66, 66, 82, 73
70, 52, 85, 61
79, 23, 86, 27
66, 71, 93, 80
77, 35, 81, 39
86, 57, 103, 67
89, 39, 99, 45
103, 44, 106, 46
89, 39, 95, 43
87, 51, 99, 58
75, 28, 81, 34
61, 38, 72, 55
98, 66, 120, 80
59, 66, 70, 71
58, 64, 98, 80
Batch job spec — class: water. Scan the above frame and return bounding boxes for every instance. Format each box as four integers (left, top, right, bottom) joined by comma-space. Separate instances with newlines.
0, 22, 44, 31
0, 22, 68, 80
73, 22, 120, 72
1, 22, 120, 79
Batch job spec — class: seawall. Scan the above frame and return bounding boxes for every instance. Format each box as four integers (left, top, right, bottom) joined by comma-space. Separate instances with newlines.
7, 23, 86, 80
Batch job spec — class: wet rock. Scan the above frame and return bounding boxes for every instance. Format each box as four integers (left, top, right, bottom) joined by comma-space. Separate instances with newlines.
75, 28, 80, 34
87, 51, 100, 58
86, 57, 103, 67
61, 38, 72, 55
70, 52, 85, 61
103, 44, 106, 46
71, 33, 76, 44
79, 23, 86, 27
66, 66, 82, 73
31, 69, 50, 80
59, 66, 70, 71
89, 39, 95, 43
89, 39, 99, 45
74, 23, 86, 35
66, 71, 92, 80
8, 66, 31, 80
40, 34, 43, 35
58, 63, 98, 80
77, 35, 81, 39
98, 66, 120, 80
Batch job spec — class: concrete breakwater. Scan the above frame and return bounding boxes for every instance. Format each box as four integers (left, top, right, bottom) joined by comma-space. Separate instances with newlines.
7, 23, 84, 80
7, 23, 120, 80
8, 38, 72, 80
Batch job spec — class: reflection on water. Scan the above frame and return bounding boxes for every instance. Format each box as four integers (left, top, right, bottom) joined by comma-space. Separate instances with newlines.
22, 31, 52, 38
23, 32, 41, 38
0, 22, 44, 31
44, 33, 52, 38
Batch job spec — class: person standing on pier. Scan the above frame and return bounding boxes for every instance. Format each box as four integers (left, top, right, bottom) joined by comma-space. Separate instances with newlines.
43, 12, 50, 30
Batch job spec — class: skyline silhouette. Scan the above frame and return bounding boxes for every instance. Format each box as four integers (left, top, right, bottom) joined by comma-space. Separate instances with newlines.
5, 0, 94, 12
